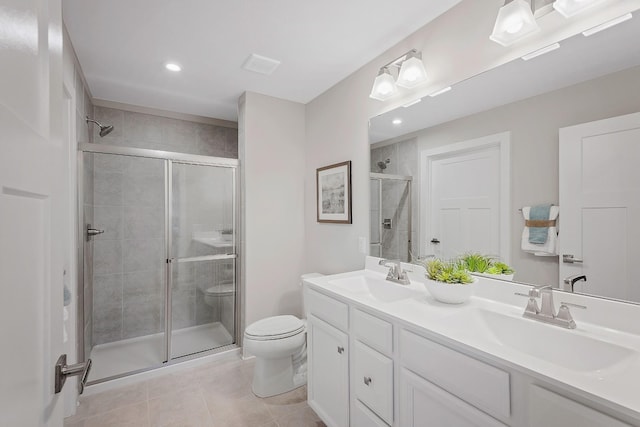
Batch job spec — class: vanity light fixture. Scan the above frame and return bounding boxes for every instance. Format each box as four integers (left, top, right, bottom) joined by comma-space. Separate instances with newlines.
521, 42, 561, 60
396, 50, 428, 89
490, 0, 540, 47
369, 49, 428, 101
582, 13, 633, 37
369, 67, 398, 101
553, 0, 606, 18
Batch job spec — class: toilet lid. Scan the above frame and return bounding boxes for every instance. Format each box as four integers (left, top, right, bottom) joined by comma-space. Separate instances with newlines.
245, 315, 305, 340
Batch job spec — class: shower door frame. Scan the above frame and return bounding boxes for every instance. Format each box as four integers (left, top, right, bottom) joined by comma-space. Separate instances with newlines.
77, 142, 241, 383
369, 172, 413, 261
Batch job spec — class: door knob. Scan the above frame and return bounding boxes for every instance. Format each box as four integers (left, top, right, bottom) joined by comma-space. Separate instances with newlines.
562, 254, 583, 264
363, 376, 372, 386
430, 238, 440, 244
337, 346, 344, 354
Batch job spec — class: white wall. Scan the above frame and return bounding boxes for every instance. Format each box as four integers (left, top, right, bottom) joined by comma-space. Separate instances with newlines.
239, 92, 306, 330
303, 0, 640, 274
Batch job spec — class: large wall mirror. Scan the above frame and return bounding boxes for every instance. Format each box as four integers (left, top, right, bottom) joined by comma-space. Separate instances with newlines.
368, 11, 640, 304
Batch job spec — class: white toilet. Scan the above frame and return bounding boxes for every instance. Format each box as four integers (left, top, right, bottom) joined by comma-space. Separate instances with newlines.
243, 273, 323, 398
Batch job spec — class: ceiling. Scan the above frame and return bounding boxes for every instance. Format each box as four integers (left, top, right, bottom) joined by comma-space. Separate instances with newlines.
369, 11, 640, 144
62, 0, 461, 122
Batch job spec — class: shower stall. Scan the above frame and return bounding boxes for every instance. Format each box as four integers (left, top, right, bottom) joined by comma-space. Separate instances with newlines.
78, 143, 239, 383
370, 173, 412, 262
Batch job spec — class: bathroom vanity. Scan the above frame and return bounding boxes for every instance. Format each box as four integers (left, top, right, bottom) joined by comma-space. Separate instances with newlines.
303, 257, 640, 427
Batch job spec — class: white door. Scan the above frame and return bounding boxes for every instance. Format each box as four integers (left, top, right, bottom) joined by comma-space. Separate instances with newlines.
559, 112, 640, 302
422, 133, 510, 261
0, 0, 67, 425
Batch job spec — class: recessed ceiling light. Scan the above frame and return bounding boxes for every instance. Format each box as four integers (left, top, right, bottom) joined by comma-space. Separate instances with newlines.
392, 118, 403, 125
582, 13, 633, 37
165, 63, 182, 72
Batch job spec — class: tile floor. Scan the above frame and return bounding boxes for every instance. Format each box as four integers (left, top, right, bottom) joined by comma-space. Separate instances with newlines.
64, 357, 326, 427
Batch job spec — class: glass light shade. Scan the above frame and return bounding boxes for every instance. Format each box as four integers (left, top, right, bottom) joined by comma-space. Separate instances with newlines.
396, 56, 428, 89
553, 0, 606, 18
369, 68, 398, 101
490, 0, 540, 46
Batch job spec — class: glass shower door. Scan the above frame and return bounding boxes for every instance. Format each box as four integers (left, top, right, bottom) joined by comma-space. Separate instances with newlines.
169, 162, 236, 359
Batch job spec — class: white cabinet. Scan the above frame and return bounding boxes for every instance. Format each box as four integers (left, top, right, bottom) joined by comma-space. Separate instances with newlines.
528, 386, 631, 427
307, 315, 349, 427
399, 368, 507, 427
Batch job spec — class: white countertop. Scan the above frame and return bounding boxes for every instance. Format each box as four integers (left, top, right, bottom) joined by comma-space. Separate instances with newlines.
303, 258, 640, 420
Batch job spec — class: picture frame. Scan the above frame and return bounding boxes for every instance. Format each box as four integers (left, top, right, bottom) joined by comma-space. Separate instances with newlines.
316, 160, 352, 224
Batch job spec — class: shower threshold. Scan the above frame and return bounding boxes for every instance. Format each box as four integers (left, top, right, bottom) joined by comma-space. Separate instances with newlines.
88, 322, 233, 382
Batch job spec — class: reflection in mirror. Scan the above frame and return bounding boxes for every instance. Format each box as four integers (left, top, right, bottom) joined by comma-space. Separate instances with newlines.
369, 12, 640, 303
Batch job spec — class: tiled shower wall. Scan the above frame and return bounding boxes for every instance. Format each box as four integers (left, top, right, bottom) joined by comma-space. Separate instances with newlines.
90, 106, 238, 345
370, 139, 418, 261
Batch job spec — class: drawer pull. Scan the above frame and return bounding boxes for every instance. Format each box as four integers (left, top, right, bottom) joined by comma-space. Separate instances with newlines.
364, 376, 372, 386
337, 346, 345, 354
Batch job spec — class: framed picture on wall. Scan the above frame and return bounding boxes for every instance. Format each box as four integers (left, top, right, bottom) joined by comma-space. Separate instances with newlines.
316, 160, 352, 224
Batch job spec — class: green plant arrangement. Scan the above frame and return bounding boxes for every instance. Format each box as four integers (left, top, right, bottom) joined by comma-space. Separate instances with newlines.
486, 261, 515, 275
459, 253, 514, 276
425, 259, 474, 284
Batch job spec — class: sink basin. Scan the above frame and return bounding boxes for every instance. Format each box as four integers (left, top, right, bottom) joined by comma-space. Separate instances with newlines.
329, 275, 421, 303
450, 308, 636, 373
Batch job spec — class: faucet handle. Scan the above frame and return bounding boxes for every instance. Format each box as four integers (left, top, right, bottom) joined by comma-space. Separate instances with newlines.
556, 304, 577, 329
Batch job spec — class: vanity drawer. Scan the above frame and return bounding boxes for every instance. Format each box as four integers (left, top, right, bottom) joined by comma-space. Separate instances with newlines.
400, 329, 510, 420
353, 400, 389, 427
353, 308, 393, 355
353, 341, 393, 425
306, 288, 349, 332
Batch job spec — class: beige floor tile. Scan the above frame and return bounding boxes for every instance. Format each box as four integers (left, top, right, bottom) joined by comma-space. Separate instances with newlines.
73, 381, 148, 419
206, 392, 274, 427
64, 401, 150, 427
148, 388, 212, 427
274, 406, 326, 427
146, 368, 203, 399
263, 386, 308, 420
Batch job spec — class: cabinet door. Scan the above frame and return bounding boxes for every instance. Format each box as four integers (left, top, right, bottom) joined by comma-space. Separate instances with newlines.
529, 386, 631, 427
400, 368, 507, 427
308, 315, 349, 427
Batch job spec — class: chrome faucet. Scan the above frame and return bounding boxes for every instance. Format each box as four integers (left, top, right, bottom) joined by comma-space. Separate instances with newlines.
523, 285, 576, 329
378, 259, 411, 285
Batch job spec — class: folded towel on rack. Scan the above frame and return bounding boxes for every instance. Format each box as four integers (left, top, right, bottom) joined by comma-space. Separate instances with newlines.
528, 204, 552, 244
521, 206, 559, 256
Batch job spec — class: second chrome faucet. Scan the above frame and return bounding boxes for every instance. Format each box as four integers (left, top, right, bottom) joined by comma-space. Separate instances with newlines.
378, 259, 411, 285
523, 285, 576, 329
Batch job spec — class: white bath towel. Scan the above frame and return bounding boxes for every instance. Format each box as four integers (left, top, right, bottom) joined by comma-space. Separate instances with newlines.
521, 206, 559, 256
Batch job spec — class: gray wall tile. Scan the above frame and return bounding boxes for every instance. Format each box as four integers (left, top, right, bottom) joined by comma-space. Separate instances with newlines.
123, 238, 164, 273
93, 239, 123, 275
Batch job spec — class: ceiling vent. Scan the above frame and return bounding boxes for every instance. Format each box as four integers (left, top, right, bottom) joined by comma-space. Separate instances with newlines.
242, 54, 281, 75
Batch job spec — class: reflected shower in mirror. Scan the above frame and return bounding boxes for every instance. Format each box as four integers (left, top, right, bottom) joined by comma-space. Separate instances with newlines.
369, 11, 640, 303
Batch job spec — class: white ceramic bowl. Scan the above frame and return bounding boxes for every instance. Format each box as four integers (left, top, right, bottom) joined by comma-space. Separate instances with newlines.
423, 277, 478, 304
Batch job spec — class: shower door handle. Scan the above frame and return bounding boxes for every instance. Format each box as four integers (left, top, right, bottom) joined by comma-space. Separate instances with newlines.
86, 224, 105, 240
54, 354, 92, 395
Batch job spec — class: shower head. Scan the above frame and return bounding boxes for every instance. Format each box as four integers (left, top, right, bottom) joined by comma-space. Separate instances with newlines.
377, 158, 390, 170
86, 116, 114, 137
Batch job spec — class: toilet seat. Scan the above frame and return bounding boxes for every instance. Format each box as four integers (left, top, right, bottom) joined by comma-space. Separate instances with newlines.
245, 315, 305, 341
